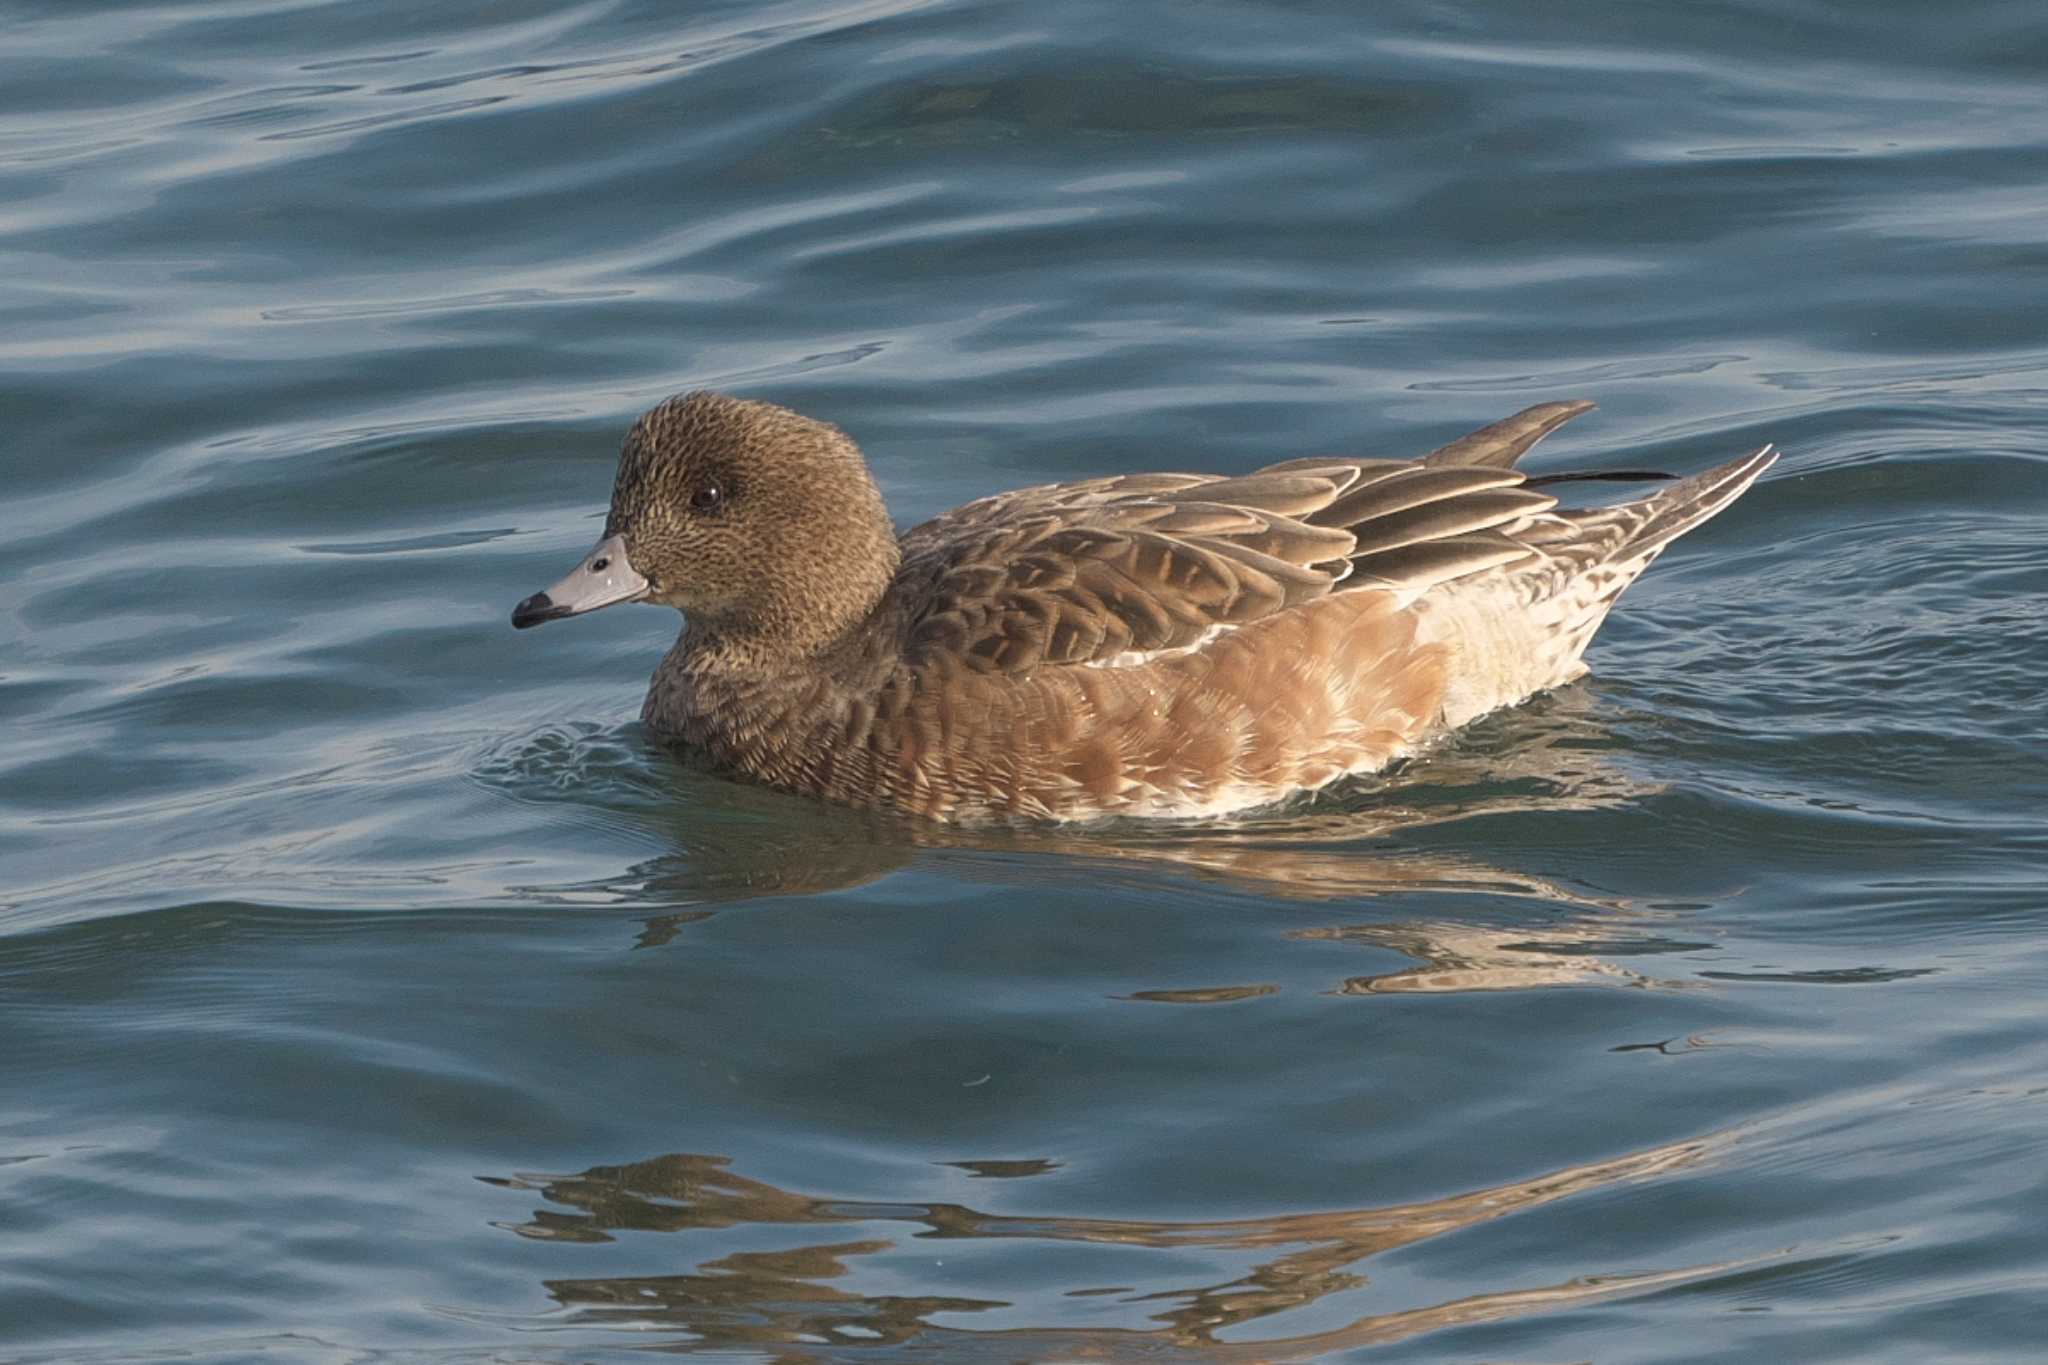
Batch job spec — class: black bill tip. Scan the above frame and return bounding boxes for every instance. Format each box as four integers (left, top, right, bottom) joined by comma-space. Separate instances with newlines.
511, 592, 569, 629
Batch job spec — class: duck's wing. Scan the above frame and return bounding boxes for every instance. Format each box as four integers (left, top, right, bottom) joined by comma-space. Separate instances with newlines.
896, 403, 1595, 674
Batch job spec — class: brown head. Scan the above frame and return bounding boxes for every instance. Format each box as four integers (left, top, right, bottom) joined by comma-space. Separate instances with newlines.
511, 392, 900, 657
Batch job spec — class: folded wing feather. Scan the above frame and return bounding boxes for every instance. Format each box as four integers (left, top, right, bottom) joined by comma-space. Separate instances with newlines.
899, 403, 1595, 674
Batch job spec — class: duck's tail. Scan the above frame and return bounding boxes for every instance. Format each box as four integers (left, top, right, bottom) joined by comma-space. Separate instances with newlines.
1562, 444, 1779, 571
1422, 443, 1777, 729
1536, 442, 1779, 678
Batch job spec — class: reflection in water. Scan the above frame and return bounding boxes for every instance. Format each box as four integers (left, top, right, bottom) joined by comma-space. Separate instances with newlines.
551, 813, 1684, 993
530, 812, 1622, 922
972, 813, 1621, 907
1301, 919, 1706, 995
480, 1132, 1750, 1360
1122, 984, 1282, 1004
502, 695, 1695, 991
941, 1157, 1063, 1179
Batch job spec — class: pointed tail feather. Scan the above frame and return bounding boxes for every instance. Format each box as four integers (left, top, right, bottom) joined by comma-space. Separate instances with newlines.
1422, 399, 1597, 469
1591, 444, 1778, 568
1528, 443, 1778, 688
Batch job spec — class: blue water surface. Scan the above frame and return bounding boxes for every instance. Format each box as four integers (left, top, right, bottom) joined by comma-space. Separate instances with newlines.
4, 1, 2046, 1361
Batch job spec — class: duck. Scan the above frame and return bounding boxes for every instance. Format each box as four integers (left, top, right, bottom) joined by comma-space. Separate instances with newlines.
512, 392, 1774, 823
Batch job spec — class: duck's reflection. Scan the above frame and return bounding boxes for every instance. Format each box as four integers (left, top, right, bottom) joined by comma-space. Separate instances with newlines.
512, 691, 1687, 984
482, 1130, 1745, 1359
550, 809, 1683, 986
1301, 917, 1706, 995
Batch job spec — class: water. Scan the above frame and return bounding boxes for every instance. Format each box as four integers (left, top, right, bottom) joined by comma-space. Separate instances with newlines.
4, 1, 2046, 1359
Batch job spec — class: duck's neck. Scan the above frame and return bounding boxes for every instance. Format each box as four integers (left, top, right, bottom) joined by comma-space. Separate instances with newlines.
640, 603, 900, 753
640, 494, 904, 762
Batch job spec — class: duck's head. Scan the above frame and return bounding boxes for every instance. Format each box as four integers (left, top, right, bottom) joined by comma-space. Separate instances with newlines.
511, 392, 898, 652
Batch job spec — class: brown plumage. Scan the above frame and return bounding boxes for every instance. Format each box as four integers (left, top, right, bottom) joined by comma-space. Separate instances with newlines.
512, 392, 1775, 823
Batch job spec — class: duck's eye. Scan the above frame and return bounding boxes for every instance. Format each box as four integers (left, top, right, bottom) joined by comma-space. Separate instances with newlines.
591, 556, 610, 572
690, 483, 724, 513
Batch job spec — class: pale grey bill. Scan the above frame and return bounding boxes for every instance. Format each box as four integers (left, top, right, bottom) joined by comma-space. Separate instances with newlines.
511, 533, 649, 629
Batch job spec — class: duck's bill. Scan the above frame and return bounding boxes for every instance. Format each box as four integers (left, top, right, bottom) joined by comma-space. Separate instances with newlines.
511, 533, 649, 629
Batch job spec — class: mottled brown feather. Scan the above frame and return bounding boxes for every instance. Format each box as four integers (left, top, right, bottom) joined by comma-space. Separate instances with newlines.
903, 450, 1573, 674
